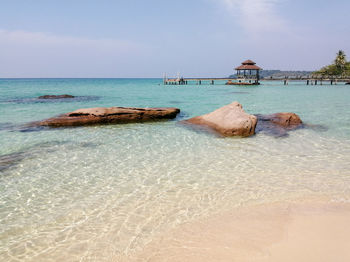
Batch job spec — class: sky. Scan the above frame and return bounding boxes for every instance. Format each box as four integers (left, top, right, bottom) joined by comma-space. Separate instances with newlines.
0, 0, 349, 78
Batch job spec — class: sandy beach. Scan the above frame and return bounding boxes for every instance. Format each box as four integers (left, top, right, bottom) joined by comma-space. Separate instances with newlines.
122, 198, 350, 261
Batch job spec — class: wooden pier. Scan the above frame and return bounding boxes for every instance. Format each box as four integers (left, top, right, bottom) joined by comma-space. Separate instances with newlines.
266, 76, 350, 85
164, 76, 350, 86
164, 59, 350, 86
164, 59, 263, 86
164, 77, 235, 85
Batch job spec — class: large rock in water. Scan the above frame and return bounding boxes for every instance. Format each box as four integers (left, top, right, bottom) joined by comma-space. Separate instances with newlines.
184, 102, 257, 137
37, 106, 180, 127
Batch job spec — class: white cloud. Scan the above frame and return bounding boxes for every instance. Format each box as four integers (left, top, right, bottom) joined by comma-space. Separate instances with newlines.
0, 29, 140, 54
221, 0, 287, 35
0, 29, 147, 77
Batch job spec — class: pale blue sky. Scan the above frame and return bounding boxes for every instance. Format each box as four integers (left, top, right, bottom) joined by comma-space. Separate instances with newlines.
1, 0, 349, 77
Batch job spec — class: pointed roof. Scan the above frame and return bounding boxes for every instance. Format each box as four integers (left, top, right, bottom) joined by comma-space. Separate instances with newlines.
235, 59, 262, 70
242, 59, 256, 65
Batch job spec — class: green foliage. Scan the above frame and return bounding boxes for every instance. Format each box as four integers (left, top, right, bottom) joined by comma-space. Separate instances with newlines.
334, 50, 346, 69
314, 50, 350, 77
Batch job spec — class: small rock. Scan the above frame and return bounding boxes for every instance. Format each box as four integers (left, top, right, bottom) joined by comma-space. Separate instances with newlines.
258, 113, 302, 128
38, 95, 75, 99
255, 113, 303, 137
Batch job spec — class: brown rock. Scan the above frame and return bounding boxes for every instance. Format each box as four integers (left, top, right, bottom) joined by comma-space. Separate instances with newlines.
38, 94, 75, 99
36, 106, 180, 127
255, 113, 303, 137
259, 113, 302, 128
184, 102, 257, 137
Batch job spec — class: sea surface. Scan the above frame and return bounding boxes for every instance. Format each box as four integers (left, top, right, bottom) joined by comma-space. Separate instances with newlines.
0, 78, 350, 261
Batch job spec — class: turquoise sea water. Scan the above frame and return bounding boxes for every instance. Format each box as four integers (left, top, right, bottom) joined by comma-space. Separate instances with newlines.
1, 78, 350, 261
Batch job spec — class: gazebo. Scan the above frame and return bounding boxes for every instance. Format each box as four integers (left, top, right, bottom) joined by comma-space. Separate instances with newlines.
228, 59, 262, 85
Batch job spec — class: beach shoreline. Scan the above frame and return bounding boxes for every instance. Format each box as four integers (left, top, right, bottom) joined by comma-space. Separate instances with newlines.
120, 197, 350, 261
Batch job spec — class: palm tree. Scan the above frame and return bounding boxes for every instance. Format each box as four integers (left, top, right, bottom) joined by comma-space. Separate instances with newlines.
334, 50, 347, 76
314, 50, 350, 77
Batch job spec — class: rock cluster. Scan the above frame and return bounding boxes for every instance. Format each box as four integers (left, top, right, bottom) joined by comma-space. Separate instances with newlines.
183, 102, 303, 137
32, 100, 302, 138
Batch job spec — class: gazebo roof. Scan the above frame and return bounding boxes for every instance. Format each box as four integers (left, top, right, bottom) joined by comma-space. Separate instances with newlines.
242, 59, 256, 65
235, 59, 262, 70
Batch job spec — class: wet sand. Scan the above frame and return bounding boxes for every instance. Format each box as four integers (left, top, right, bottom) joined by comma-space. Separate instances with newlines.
121, 199, 350, 261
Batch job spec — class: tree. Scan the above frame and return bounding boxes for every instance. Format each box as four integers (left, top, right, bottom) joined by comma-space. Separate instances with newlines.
334, 50, 346, 74
314, 50, 350, 77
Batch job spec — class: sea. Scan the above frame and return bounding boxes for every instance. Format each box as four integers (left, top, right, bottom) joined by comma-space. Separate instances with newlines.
0, 78, 350, 261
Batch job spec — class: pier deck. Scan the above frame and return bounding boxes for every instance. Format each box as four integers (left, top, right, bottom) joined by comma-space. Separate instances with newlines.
164, 77, 350, 85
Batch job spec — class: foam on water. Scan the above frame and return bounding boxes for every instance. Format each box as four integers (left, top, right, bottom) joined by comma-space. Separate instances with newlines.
0, 79, 350, 261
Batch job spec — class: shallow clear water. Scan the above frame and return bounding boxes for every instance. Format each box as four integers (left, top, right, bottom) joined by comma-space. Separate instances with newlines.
0, 79, 350, 261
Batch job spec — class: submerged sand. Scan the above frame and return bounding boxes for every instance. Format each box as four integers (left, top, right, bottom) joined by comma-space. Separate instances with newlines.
119, 199, 350, 261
